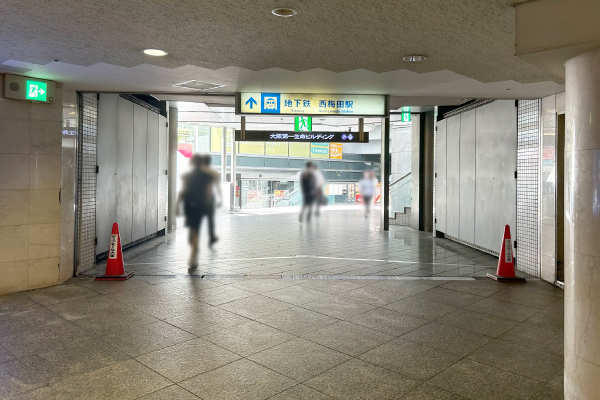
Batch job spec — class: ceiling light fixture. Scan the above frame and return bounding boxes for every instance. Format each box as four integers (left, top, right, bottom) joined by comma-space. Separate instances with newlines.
172, 80, 225, 91
143, 49, 167, 57
271, 7, 297, 17
403, 55, 428, 62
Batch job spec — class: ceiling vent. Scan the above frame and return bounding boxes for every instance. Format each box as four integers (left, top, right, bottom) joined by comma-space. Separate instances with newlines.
172, 80, 225, 91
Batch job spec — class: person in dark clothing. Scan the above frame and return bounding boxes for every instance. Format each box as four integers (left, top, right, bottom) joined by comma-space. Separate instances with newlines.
178, 154, 221, 268
299, 161, 318, 223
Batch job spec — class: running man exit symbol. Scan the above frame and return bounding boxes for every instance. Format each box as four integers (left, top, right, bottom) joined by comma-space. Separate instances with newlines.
245, 97, 257, 109
295, 116, 312, 132
25, 80, 47, 101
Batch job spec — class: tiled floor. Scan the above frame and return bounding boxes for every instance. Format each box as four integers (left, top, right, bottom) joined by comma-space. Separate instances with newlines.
0, 209, 564, 399
90, 208, 508, 278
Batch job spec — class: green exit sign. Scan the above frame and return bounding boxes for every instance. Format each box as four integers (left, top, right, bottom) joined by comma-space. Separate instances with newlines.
295, 116, 312, 132
401, 112, 411, 122
26, 80, 48, 101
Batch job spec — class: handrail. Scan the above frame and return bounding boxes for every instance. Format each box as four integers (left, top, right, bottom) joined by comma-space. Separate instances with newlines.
274, 188, 301, 205
390, 172, 411, 187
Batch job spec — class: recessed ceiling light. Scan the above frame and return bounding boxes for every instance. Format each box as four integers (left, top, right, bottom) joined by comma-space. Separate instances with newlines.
271, 7, 297, 17
403, 55, 428, 62
143, 49, 167, 57
172, 80, 225, 91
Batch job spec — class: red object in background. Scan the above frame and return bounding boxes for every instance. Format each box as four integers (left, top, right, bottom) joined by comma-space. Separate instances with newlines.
356, 194, 362, 202
487, 225, 525, 282
178, 143, 193, 158
96, 223, 134, 281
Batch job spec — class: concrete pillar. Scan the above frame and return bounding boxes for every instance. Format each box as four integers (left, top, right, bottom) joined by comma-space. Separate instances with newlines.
380, 117, 390, 230
422, 111, 435, 232
410, 112, 434, 232
167, 107, 178, 231
231, 128, 237, 209
564, 46, 600, 399
221, 127, 227, 182
411, 114, 421, 231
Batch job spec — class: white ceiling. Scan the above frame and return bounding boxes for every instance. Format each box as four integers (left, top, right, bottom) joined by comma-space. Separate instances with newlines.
0, 0, 567, 101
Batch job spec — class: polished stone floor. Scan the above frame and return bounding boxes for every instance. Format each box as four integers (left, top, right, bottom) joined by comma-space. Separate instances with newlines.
0, 210, 564, 399
91, 208, 507, 278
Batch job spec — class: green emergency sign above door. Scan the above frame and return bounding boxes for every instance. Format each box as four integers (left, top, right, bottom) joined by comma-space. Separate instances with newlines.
3, 74, 56, 103
25, 80, 48, 101
295, 116, 312, 132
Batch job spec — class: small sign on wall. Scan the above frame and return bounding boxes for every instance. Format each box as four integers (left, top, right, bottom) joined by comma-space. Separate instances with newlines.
3, 74, 56, 103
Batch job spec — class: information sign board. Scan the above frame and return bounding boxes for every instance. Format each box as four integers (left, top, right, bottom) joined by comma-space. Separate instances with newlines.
237, 93, 387, 116
235, 130, 369, 143
329, 143, 343, 159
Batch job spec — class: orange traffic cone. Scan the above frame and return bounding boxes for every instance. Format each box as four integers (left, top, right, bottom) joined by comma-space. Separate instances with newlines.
96, 223, 134, 281
487, 225, 525, 282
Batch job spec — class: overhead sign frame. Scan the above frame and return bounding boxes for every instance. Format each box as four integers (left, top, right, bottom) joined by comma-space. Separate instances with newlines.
236, 93, 388, 117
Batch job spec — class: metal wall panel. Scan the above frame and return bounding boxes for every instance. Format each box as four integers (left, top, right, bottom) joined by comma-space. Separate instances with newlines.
146, 112, 159, 236
517, 99, 540, 277
157, 115, 167, 231
132, 104, 148, 242
475, 105, 496, 250
435, 119, 447, 233
96, 94, 119, 255
76, 93, 98, 272
475, 100, 517, 251
459, 109, 476, 243
116, 97, 134, 245
445, 115, 460, 237
493, 100, 517, 249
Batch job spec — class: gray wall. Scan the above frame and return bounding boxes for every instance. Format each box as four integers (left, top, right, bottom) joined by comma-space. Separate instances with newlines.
96, 94, 167, 255
410, 112, 435, 232
435, 100, 517, 254
411, 114, 420, 230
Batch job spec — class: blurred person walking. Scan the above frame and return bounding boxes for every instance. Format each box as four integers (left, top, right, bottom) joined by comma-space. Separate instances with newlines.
359, 170, 378, 217
178, 154, 221, 268
299, 161, 319, 223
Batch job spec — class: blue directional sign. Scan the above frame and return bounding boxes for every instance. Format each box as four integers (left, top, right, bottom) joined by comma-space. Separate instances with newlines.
245, 97, 257, 109
237, 92, 386, 116
261, 93, 280, 114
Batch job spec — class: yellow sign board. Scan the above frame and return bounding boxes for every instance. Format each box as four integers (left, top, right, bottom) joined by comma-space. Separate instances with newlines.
289, 143, 310, 158
311, 143, 329, 159
238, 93, 386, 116
329, 143, 343, 159
265, 142, 288, 156
210, 128, 232, 152
238, 141, 265, 155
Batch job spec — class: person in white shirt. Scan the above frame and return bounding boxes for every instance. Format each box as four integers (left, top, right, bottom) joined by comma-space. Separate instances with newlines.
358, 170, 377, 217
